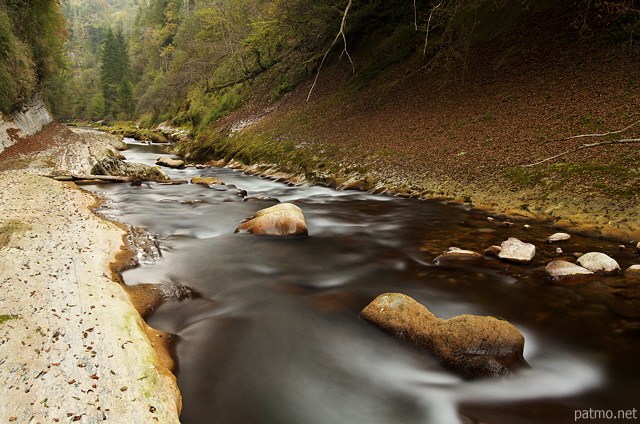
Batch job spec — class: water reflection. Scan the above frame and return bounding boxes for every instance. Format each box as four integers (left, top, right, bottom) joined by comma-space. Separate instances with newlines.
84, 140, 640, 424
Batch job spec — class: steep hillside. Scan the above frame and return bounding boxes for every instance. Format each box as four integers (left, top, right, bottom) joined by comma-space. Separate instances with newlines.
0, 0, 66, 114
175, 3, 640, 240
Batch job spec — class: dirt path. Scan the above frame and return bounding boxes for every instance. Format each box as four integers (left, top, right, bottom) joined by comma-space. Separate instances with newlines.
0, 127, 181, 422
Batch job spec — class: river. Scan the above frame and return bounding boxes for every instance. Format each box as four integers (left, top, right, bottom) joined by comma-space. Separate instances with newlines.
85, 140, 640, 424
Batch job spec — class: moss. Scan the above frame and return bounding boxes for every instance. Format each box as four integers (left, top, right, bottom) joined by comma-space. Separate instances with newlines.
0, 315, 20, 325
0, 220, 31, 248
503, 167, 546, 187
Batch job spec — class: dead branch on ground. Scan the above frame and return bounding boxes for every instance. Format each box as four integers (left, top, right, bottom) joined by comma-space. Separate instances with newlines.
521, 138, 640, 167
523, 118, 640, 167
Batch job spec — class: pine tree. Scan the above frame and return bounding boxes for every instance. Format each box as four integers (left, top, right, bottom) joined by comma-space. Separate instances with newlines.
100, 27, 131, 119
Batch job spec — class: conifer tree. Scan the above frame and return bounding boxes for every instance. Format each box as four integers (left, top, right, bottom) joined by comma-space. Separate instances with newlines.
100, 27, 131, 119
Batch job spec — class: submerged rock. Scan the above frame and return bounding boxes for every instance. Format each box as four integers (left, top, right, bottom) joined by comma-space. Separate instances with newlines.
576, 252, 620, 276
498, 237, 536, 264
625, 265, 640, 278
545, 260, 594, 282
483, 245, 502, 258
433, 247, 484, 266
235, 203, 308, 236
156, 156, 185, 169
191, 176, 225, 187
91, 156, 169, 181
360, 293, 528, 379
547, 232, 571, 243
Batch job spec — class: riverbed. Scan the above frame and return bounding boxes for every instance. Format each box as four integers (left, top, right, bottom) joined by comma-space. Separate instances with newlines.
86, 140, 640, 424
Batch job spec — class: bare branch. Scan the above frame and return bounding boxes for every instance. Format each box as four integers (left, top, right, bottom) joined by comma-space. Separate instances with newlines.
521, 138, 640, 167
423, 2, 443, 55
307, 0, 354, 102
565, 117, 640, 140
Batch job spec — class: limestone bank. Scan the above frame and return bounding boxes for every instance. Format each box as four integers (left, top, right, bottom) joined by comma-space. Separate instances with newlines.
0, 110, 181, 422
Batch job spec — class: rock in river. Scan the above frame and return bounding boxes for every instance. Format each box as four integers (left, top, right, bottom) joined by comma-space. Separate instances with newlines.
576, 252, 621, 276
433, 247, 484, 266
91, 156, 169, 181
625, 265, 640, 278
235, 203, 308, 236
156, 156, 185, 169
547, 232, 571, 243
360, 293, 528, 379
545, 260, 594, 282
191, 176, 226, 187
498, 237, 536, 264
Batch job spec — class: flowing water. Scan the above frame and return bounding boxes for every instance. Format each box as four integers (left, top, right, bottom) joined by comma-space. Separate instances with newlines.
86, 140, 640, 424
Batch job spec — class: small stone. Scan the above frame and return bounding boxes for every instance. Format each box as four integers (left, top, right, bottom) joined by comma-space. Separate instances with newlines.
487, 217, 495, 223
576, 252, 620, 276
433, 247, 484, 266
547, 232, 571, 243
483, 245, 501, 258
498, 237, 536, 264
555, 247, 563, 254
523, 224, 532, 230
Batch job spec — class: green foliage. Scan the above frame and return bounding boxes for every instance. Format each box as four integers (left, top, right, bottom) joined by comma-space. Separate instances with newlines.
100, 27, 133, 121
0, 0, 66, 114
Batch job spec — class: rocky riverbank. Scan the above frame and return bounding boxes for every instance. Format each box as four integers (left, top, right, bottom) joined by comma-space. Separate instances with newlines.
0, 123, 181, 422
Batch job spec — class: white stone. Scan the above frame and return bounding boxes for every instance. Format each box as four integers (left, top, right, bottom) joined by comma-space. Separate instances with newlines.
576, 252, 620, 276
547, 232, 571, 243
546, 260, 594, 280
498, 237, 536, 264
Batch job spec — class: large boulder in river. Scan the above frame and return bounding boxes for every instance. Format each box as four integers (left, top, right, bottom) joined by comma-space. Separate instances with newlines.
91, 156, 169, 181
576, 252, 620, 276
235, 203, 308, 236
433, 247, 484, 266
360, 293, 528, 379
156, 156, 185, 169
498, 237, 536, 264
545, 260, 594, 282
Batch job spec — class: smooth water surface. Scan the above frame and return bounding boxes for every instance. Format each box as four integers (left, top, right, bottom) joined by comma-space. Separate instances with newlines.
87, 140, 640, 424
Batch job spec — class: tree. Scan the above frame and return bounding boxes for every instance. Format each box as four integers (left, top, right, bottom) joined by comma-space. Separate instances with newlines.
100, 27, 131, 119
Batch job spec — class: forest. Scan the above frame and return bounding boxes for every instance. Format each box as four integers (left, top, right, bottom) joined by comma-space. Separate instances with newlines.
2, 1, 636, 130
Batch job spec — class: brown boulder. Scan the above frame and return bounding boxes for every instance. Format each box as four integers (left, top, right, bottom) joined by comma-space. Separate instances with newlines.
190, 176, 226, 187
156, 156, 185, 168
91, 157, 169, 181
235, 203, 308, 236
360, 293, 528, 379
